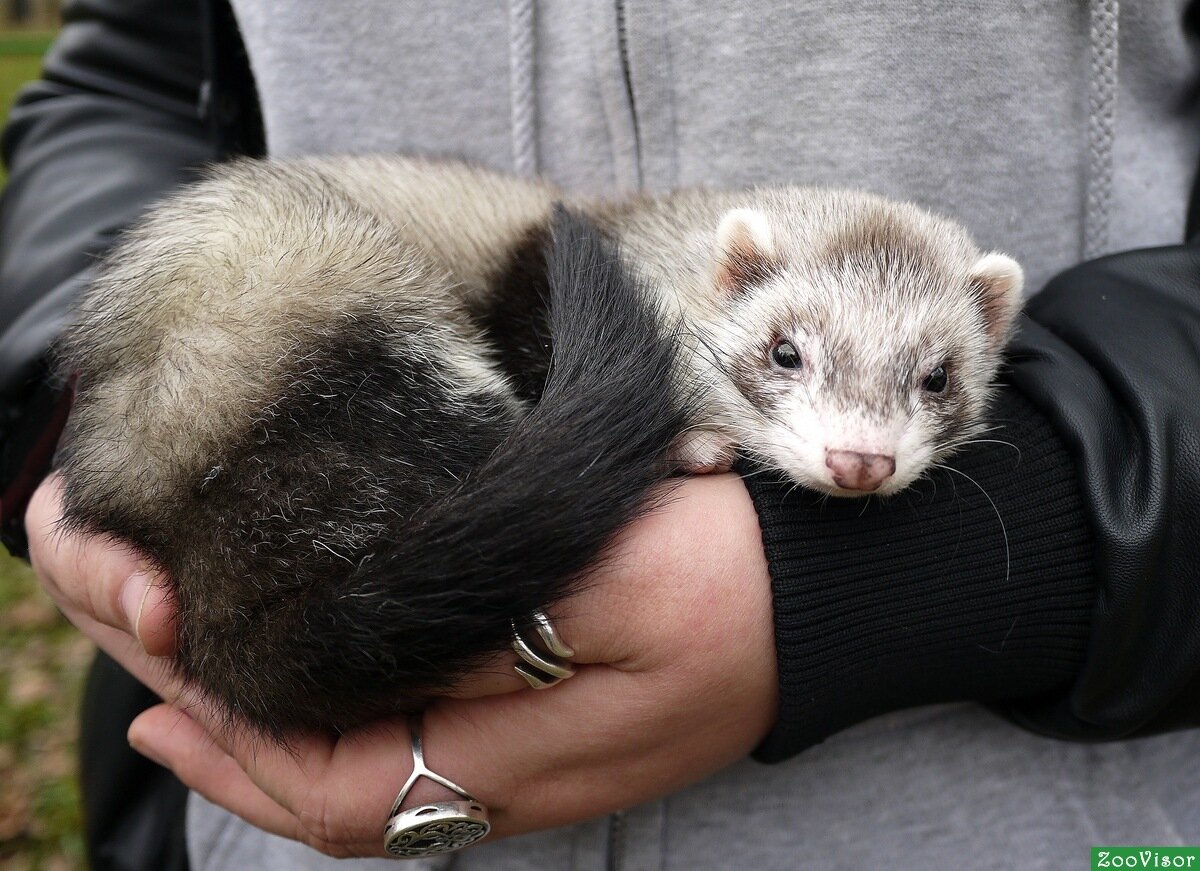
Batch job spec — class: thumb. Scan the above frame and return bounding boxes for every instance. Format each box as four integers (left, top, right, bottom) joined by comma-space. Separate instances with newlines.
26, 474, 178, 656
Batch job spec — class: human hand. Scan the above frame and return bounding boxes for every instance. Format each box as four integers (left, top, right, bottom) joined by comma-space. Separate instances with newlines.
26, 471, 776, 858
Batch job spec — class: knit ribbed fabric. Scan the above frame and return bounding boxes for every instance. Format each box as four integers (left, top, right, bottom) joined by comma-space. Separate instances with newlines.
745, 388, 1095, 762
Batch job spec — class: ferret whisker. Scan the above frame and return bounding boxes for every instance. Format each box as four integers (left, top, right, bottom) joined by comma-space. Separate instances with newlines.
692, 342, 738, 387
954, 438, 1022, 461
731, 464, 777, 481
931, 463, 1010, 586
930, 434, 1021, 463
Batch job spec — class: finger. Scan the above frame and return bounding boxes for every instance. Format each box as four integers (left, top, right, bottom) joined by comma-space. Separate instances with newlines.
444, 651, 530, 698
252, 665, 758, 839
425, 668, 730, 836
129, 705, 381, 858
81, 618, 188, 702
26, 474, 178, 656
128, 579, 178, 657
131, 698, 414, 853
134, 671, 679, 848
128, 644, 762, 848
129, 705, 304, 840
446, 618, 591, 699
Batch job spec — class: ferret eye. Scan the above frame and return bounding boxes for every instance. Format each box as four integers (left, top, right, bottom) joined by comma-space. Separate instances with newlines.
923, 366, 948, 393
771, 341, 803, 370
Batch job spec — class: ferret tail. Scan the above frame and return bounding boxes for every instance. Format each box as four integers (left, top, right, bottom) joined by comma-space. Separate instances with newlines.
322, 205, 693, 718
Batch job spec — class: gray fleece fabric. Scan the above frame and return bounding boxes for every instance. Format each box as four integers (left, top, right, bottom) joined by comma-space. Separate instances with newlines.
194, 1, 1200, 867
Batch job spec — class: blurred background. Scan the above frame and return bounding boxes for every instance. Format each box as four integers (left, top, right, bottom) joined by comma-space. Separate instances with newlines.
3, 0, 57, 30
0, 5, 91, 871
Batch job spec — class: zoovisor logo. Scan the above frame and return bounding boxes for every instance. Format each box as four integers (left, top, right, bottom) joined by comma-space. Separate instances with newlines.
1093, 848, 1200, 868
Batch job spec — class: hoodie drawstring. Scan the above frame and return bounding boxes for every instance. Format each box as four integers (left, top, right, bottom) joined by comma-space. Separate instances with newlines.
508, 0, 539, 177
1084, 0, 1119, 260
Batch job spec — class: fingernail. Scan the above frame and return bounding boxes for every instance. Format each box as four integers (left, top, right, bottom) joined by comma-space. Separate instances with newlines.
120, 573, 153, 642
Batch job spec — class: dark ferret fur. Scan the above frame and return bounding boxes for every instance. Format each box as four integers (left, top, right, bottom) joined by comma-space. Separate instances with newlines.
55, 202, 688, 738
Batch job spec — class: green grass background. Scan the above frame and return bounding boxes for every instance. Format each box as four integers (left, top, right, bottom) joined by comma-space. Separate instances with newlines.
0, 31, 92, 871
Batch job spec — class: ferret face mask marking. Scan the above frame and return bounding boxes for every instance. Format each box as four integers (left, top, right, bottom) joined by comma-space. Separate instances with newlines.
706, 204, 1024, 497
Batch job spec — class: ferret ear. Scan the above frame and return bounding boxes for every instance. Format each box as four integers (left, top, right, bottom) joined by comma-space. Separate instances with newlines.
713, 208, 782, 295
968, 253, 1024, 351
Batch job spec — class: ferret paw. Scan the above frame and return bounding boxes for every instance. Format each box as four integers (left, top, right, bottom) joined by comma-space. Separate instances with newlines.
670, 430, 737, 474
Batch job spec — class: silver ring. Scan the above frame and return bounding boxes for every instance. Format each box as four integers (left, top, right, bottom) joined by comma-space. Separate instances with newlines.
512, 609, 577, 689
382, 715, 490, 858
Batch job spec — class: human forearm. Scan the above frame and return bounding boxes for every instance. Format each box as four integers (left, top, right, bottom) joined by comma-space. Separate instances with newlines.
750, 386, 1092, 760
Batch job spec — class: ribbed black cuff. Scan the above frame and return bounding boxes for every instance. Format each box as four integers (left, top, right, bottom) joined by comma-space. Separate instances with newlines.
744, 388, 1095, 762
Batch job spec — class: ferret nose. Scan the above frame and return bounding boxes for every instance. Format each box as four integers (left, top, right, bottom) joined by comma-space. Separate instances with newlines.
825, 450, 896, 492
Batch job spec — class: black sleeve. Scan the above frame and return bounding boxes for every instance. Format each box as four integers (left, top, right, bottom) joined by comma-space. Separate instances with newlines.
0, 0, 261, 557
751, 244, 1200, 761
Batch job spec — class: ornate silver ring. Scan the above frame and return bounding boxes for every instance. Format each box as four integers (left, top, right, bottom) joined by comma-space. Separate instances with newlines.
382, 714, 490, 858
511, 608, 577, 689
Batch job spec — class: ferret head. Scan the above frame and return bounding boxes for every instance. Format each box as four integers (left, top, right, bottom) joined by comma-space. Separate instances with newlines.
699, 193, 1023, 497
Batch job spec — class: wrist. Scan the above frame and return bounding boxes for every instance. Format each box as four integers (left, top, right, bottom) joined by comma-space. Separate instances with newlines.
741, 387, 1095, 761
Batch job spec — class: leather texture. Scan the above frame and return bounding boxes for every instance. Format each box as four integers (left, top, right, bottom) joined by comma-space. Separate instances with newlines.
0, 0, 259, 554
1007, 247, 1200, 739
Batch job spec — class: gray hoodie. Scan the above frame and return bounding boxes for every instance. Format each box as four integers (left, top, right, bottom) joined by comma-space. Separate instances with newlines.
190, 2, 1200, 868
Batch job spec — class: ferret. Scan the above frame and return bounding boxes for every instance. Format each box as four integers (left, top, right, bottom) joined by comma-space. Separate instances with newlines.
54, 156, 1023, 738
592, 190, 1024, 495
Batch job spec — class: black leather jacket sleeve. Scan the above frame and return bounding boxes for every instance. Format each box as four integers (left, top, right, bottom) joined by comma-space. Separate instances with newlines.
0, 0, 258, 556
1005, 247, 1200, 739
